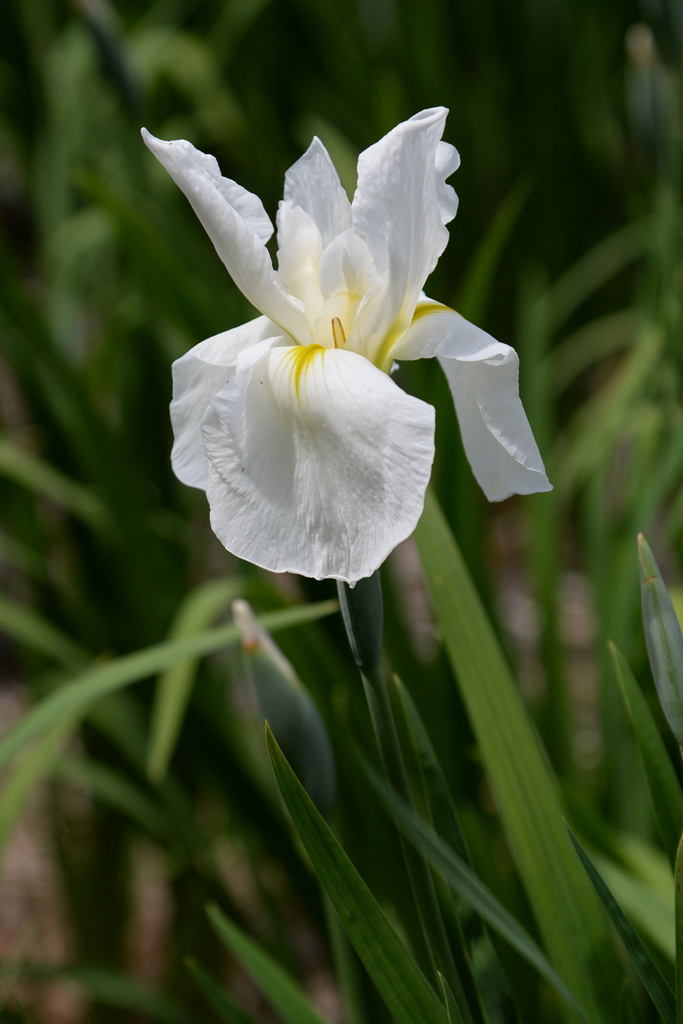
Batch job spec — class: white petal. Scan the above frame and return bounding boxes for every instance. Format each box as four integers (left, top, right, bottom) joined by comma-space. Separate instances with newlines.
318, 229, 373, 301
276, 201, 324, 311
201, 345, 435, 583
141, 129, 308, 341
170, 316, 283, 489
351, 108, 459, 339
284, 137, 352, 246
393, 304, 552, 500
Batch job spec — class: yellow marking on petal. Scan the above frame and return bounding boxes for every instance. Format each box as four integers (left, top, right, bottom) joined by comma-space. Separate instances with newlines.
374, 301, 455, 373
411, 301, 453, 322
331, 316, 347, 348
285, 344, 326, 401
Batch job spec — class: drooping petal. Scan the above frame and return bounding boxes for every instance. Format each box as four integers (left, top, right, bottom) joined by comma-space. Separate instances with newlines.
201, 345, 435, 583
284, 137, 352, 246
392, 304, 552, 500
351, 108, 459, 345
170, 317, 283, 489
141, 129, 308, 341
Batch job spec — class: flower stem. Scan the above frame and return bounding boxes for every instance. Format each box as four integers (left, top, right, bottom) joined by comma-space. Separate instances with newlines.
337, 573, 476, 1024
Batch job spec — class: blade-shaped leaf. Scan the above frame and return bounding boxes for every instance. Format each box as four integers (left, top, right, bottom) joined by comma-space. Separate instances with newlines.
0, 596, 86, 667
207, 904, 327, 1024
186, 957, 259, 1024
147, 578, 243, 782
265, 727, 447, 1024
639, 534, 683, 749
415, 491, 611, 1022
610, 642, 683, 869
438, 972, 465, 1024
569, 831, 675, 1023
0, 601, 338, 774
675, 836, 683, 1024
362, 757, 587, 1021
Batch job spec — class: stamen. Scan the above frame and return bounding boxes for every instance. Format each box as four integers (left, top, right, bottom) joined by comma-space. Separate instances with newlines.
331, 317, 347, 348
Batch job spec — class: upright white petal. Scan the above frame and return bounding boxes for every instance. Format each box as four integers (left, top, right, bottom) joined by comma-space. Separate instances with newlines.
276, 202, 325, 311
141, 129, 308, 341
352, 108, 459, 346
170, 316, 283, 489
201, 345, 435, 583
393, 304, 552, 500
284, 137, 352, 246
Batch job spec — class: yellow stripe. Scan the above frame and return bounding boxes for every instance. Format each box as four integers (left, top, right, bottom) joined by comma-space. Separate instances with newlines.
285, 344, 326, 401
411, 301, 452, 322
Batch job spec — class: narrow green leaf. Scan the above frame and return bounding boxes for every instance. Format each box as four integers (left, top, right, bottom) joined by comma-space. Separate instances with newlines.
0, 435, 110, 530
415, 491, 611, 1022
0, 721, 72, 857
57, 758, 173, 840
207, 904, 327, 1024
8, 963, 189, 1023
676, 836, 683, 1024
456, 179, 530, 324
0, 596, 86, 666
393, 678, 470, 864
147, 578, 243, 782
569, 831, 675, 1024
593, 852, 674, 960
265, 727, 447, 1024
545, 220, 646, 333
185, 958, 258, 1024
322, 894, 367, 1024
639, 534, 683, 749
0, 600, 338, 774
362, 758, 587, 1020
610, 642, 683, 868
438, 972, 465, 1024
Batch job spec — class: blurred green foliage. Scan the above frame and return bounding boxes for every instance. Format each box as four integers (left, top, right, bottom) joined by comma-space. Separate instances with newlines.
0, 0, 681, 1020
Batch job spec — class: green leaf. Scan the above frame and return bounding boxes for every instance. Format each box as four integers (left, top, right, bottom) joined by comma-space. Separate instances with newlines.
8, 963, 190, 1023
0, 600, 338, 774
415, 491, 611, 1022
393, 678, 470, 865
207, 904, 327, 1024
569, 831, 675, 1024
57, 758, 174, 840
455, 179, 530, 324
639, 534, 683, 749
265, 727, 447, 1024
438, 972, 465, 1024
0, 595, 86, 666
0, 435, 110, 531
610, 642, 683, 868
0, 721, 72, 858
185, 958, 258, 1024
147, 578, 243, 782
593, 851, 674, 961
362, 758, 587, 1020
675, 836, 683, 1024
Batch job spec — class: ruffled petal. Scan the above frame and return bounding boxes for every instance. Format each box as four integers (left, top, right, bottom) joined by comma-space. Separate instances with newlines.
351, 108, 459, 342
201, 345, 435, 582
141, 129, 308, 341
393, 304, 552, 500
284, 137, 352, 246
170, 316, 283, 489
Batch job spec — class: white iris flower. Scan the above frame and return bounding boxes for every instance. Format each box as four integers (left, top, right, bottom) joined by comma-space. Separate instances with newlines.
142, 108, 551, 584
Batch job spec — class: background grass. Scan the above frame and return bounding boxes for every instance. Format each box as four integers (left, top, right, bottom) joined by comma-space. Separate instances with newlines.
0, 0, 681, 1020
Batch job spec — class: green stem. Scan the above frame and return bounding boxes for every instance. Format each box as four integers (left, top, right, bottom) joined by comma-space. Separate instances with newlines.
337, 574, 475, 1024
